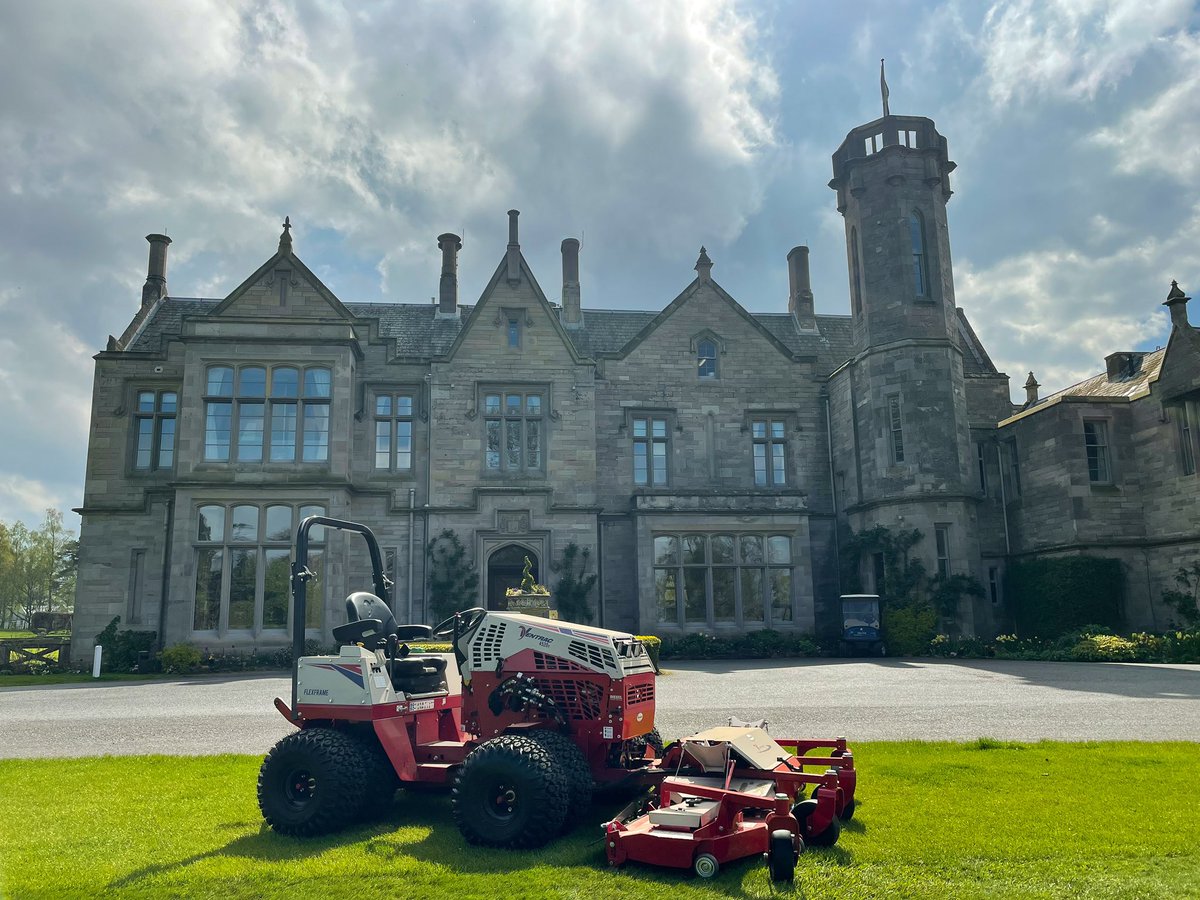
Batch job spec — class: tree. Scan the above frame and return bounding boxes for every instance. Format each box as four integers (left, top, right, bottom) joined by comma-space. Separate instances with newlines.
0, 510, 78, 629
425, 529, 479, 623
1162, 562, 1200, 629
550, 543, 598, 624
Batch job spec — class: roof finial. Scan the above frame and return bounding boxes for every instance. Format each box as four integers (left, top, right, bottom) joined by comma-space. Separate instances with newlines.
695, 246, 713, 283
279, 216, 293, 253
880, 59, 891, 117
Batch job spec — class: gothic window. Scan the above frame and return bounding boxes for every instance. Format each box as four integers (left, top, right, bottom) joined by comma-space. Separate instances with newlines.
888, 396, 905, 464
1004, 438, 1022, 497
909, 209, 930, 298
203, 364, 331, 463
934, 525, 951, 578
653, 532, 793, 627
976, 442, 988, 493
483, 389, 544, 473
133, 389, 177, 471
850, 226, 863, 316
988, 566, 1001, 605
751, 419, 787, 486
1178, 402, 1196, 476
697, 339, 718, 378
507, 316, 521, 349
374, 392, 415, 472
632, 415, 669, 486
193, 502, 325, 634
1083, 420, 1111, 483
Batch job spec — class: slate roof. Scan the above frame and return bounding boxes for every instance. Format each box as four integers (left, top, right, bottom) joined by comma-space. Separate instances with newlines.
126, 295, 993, 381
999, 347, 1165, 426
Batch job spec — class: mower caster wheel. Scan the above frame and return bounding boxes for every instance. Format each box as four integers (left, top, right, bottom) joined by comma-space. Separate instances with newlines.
693, 853, 720, 878
768, 829, 799, 882
792, 797, 842, 848
841, 798, 856, 821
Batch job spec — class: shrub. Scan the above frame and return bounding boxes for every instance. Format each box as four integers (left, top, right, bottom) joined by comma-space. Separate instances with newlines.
658, 630, 819, 660
635, 635, 661, 669
1070, 634, 1138, 662
94, 617, 158, 673
1007, 556, 1124, 638
883, 605, 938, 656
1161, 562, 1200, 628
160, 643, 202, 674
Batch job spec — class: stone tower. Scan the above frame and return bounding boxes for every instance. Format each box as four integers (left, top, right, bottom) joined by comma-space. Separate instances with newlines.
827, 111, 982, 632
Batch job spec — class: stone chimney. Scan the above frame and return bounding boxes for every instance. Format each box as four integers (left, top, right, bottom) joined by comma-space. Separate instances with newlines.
787, 245, 816, 331
561, 238, 581, 327
694, 246, 713, 283
1105, 351, 1143, 382
437, 232, 462, 317
1024, 371, 1040, 405
1164, 280, 1191, 329
141, 234, 171, 306
506, 209, 521, 284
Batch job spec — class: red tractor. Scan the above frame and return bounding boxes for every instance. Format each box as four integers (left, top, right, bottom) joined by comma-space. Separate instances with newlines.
258, 516, 660, 848
258, 516, 855, 869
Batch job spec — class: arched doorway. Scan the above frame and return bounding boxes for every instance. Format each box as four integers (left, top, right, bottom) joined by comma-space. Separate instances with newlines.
487, 545, 539, 611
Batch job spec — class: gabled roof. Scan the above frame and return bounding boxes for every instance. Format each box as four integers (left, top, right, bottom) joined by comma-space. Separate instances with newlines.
209, 246, 357, 321
612, 277, 802, 365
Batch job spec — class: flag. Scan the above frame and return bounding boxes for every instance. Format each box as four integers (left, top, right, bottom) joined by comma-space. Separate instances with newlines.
880, 58, 890, 116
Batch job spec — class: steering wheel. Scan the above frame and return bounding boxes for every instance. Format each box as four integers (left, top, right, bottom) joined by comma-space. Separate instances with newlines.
431, 607, 488, 640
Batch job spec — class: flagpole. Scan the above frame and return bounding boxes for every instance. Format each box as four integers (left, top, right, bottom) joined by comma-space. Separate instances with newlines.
880, 58, 890, 117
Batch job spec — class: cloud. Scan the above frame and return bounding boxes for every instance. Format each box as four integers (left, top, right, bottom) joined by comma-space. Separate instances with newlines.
978, 0, 1192, 106
1091, 31, 1200, 181
0, 0, 779, 521
958, 203, 1200, 396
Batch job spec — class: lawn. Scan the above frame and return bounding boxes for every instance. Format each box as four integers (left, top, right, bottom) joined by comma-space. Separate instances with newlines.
1, 741, 1198, 899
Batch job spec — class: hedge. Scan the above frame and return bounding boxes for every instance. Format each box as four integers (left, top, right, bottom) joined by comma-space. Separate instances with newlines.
1007, 555, 1124, 638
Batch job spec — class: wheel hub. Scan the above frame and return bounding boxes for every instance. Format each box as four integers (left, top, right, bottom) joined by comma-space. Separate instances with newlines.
488, 783, 518, 818
284, 769, 317, 806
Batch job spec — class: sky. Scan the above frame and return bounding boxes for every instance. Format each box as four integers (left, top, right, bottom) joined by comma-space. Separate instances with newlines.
1, 0, 1198, 527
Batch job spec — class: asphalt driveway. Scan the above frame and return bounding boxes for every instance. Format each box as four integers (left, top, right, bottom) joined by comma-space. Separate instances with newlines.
1, 658, 1197, 759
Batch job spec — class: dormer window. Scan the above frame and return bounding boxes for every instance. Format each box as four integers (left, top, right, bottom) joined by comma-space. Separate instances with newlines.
697, 339, 717, 378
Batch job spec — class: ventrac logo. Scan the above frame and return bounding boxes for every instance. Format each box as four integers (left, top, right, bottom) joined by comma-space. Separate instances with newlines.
518, 625, 554, 647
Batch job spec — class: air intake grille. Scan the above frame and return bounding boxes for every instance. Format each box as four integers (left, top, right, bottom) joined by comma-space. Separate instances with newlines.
533, 652, 587, 672
626, 682, 654, 706
471, 622, 507, 669
568, 640, 617, 671
532, 677, 603, 720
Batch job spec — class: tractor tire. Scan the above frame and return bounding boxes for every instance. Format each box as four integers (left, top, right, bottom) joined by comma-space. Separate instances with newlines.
527, 729, 593, 824
624, 727, 664, 764
792, 797, 842, 848
257, 728, 369, 837
768, 829, 798, 882
353, 733, 401, 818
451, 733, 570, 848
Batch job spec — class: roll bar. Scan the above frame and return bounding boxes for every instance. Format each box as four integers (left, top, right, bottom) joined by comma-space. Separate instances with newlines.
290, 515, 391, 719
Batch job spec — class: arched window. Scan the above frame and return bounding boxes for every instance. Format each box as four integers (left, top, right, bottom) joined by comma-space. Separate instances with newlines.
697, 339, 717, 378
909, 210, 930, 297
850, 226, 863, 315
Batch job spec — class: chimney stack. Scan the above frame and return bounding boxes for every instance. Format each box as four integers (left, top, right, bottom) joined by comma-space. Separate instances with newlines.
142, 234, 171, 306
506, 209, 521, 283
1164, 280, 1191, 329
437, 232, 462, 316
787, 245, 816, 331
561, 238, 581, 327
1024, 371, 1040, 405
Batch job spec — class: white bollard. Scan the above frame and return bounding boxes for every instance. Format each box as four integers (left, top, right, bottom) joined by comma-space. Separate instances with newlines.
93, 645, 103, 678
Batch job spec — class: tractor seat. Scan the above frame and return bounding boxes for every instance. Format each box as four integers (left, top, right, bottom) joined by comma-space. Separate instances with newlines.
334, 592, 398, 651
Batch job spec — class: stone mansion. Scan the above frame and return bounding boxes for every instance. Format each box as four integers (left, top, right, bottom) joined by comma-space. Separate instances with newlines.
72, 105, 1200, 655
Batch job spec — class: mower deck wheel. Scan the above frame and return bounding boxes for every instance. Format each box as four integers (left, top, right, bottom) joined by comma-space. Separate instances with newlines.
792, 797, 842, 848
527, 729, 593, 825
768, 829, 798, 882
693, 852, 720, 878
451, 733, 569, 849
257, 727, 369, 837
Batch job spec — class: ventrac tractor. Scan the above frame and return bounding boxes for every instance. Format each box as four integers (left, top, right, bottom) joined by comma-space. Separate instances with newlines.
258, 516, 855, 866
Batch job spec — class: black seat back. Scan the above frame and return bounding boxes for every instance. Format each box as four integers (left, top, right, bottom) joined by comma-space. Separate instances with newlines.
343, 592, 397, 650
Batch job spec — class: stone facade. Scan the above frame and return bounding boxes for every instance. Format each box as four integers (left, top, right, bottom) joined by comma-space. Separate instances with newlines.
72, 109, 1200, 655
